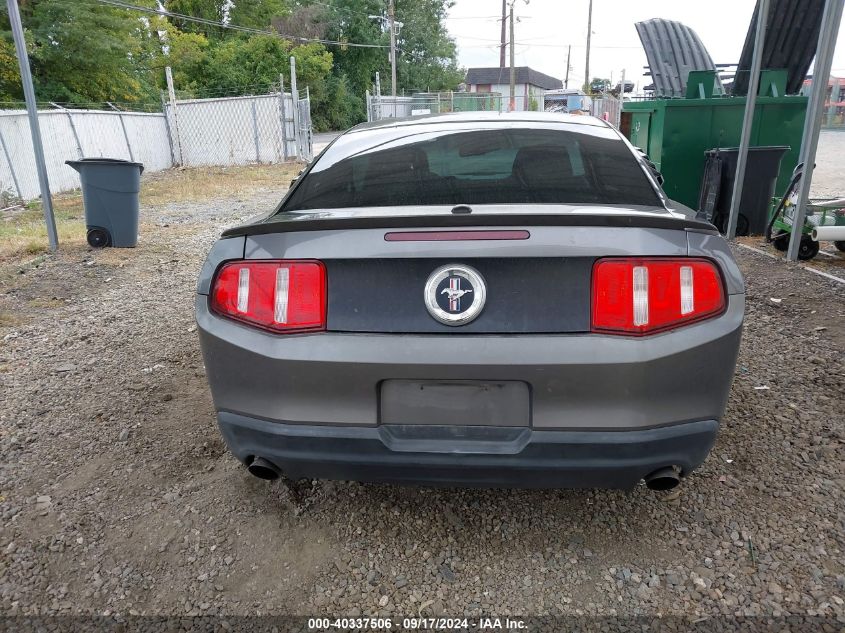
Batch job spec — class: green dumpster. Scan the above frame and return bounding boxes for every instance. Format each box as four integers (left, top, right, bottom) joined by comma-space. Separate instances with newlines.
621, 80, 807, 209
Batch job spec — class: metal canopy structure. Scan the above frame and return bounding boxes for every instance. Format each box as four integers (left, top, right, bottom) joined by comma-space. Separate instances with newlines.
733, 0, 826, 96
722, 0, 843, 261
635, 19, 724, 98
726, 0, 771, 240
786, 0, 845, 261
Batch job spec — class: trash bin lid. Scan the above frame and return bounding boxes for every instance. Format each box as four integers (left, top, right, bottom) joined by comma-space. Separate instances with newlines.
66, 157, 144, 174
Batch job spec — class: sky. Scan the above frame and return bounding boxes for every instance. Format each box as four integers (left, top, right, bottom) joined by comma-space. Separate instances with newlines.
444, 0, 845, 92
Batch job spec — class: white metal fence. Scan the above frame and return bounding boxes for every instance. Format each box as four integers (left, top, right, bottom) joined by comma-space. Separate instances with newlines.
0, 89, 312, 202
0, 109, 170, 201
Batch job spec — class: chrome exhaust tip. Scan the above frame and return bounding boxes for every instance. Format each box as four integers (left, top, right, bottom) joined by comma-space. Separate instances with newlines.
644, 466, 681, 491
247, 457, 281, 481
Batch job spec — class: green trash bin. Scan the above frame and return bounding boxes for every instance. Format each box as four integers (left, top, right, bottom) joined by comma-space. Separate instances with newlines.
66, 158, 144, 248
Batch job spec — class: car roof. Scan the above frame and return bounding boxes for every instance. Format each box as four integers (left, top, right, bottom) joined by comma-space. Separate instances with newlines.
346, 111, 611, 135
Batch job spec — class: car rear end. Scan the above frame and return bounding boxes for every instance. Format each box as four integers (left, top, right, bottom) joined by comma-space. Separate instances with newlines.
195, 113, 744, 490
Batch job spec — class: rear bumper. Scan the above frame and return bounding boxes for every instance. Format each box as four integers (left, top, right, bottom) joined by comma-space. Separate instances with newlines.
218, 411, 718, 488
196, 295, 744, 431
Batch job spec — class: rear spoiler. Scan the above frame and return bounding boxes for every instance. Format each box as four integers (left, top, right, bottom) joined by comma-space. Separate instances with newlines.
222, 213, 718, 238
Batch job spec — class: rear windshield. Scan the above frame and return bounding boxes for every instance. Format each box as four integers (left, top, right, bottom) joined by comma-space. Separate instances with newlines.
281, 126, 661, 210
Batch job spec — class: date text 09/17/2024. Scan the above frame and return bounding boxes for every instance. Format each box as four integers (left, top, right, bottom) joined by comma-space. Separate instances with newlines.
307, 617, 527, 630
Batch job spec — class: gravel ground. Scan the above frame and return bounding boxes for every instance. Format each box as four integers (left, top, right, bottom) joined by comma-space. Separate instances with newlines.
811, 128, 845, 199
1, 173, 843, 627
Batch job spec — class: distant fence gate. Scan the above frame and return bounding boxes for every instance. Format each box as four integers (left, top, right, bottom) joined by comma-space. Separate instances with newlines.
163, 87, 312, 168
367, 92, 507, 121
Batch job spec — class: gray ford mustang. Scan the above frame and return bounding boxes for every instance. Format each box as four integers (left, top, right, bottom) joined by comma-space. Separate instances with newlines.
196, 112, 744, 491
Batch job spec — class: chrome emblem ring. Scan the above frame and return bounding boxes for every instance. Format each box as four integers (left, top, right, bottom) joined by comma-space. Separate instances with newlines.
424, 264, 486, 326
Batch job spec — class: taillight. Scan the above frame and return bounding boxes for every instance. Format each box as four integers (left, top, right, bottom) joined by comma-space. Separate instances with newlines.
210, 260, 326, 333
592, 258, 724, 335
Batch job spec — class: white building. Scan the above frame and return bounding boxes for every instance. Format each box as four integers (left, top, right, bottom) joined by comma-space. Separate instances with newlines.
464, 67, 563, 112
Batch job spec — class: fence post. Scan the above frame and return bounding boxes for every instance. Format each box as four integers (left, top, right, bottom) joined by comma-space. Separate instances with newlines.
251, 100, 260, 163
165, 66, 183, 166
51, 102, 83, 158
304, 86, 312, 160
278, 73, 289, 160
0, 128, 22, 200
107, 102, 134, 161
159, 90, 177, 167
289, 56, 301, 160
366, 90, 371, 122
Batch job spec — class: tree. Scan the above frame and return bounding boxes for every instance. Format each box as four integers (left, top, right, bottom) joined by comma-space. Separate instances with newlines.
394, 0, 463, 92
228, 0, 288, 29
302, 0, 387, 122
1, 0, 159, 104
0, 37, 20, 102
163, 0, 226, 39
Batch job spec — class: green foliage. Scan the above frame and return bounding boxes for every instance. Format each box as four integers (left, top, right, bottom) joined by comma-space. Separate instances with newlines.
228, 0, 288, 29
394, 0, 463, 92
0, 0, 463, 129
1, 0, 160, 104
163, 0, 226, 38
0, 36, 20, 101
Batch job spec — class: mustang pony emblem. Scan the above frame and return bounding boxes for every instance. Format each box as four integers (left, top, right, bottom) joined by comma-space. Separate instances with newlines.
442, 277, 472, 311
424, 264, 487, 326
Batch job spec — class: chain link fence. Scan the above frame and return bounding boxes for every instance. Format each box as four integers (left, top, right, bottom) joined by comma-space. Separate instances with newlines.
163, 77, 313, 167
365, 90, 620, 127
366, 92, 507, 121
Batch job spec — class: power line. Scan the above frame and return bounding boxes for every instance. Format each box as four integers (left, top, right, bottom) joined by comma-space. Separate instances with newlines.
94, 0, 389, 48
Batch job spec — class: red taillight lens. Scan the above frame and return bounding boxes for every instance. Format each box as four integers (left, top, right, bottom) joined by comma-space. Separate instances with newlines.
592, 258, 724, 335
210, 260, 326, 333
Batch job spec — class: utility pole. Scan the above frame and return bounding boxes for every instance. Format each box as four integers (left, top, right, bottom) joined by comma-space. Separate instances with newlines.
500, 0, 507, 67
565, 44, 571, 89
6, 0, 57, 250
388, 0, 397, 97
584, 0, 593, 93
509, 4, 516, 111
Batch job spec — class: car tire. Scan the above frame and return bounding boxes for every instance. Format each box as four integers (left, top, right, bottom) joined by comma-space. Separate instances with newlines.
835, 240, 845, 253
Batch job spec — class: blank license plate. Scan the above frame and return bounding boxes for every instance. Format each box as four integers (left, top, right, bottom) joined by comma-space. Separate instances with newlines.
379, 380, 530, 427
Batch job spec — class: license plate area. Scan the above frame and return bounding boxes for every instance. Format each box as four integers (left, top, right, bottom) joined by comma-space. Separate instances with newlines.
379, 380, 530, 427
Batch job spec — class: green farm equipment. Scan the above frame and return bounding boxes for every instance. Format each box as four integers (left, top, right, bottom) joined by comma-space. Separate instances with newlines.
766, 164, 845, 260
